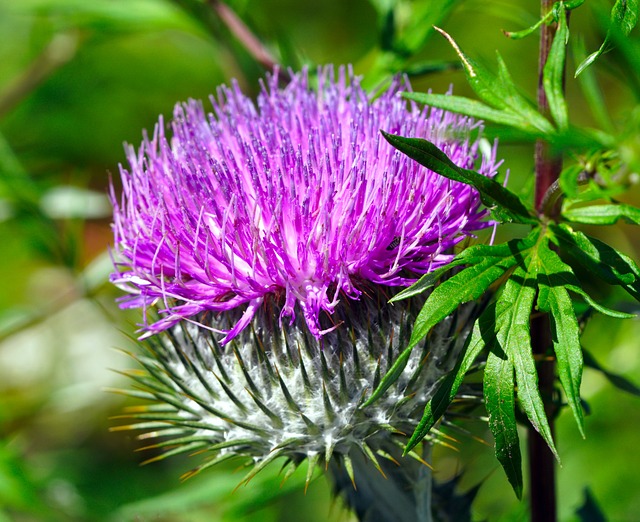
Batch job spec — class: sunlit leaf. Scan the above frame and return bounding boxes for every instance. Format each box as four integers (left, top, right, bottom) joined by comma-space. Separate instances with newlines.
381, 132, 536, 223
368, 230, 540, 407
404, 92, 529, 130
552, 224, 640, 299
485, 348, 523, 498
538, 243, 585, 435
562, 203, 640, 225
405, 316, 488, 450
575, 0, 639, 76
543, 3, 569, 130
498, 266, 559, 460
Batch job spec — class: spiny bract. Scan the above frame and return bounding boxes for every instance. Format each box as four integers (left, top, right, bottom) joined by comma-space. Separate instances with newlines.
112, 291, 479, 491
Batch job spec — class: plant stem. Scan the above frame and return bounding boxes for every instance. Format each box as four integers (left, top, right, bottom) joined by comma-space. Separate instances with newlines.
530, 1, 565, 521
535, 1, 564, 212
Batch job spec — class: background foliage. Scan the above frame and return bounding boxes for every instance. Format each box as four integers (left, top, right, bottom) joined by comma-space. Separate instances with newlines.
0, 0, 639, 520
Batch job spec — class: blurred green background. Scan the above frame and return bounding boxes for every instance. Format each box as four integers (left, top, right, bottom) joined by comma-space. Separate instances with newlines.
0, 0, 639, 520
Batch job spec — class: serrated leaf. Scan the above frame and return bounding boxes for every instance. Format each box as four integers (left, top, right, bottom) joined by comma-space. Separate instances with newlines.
405, 315, 488, 451
538, 243, 585, 435
552, 224, 640, 299
365, 253, 516, 406
562, 203, 640, 225
494, 52, 558, 134
389, 258, 469, 303
484, 348, 523, 498
498, 266, 559, 460
391, 240, 531, 303
583, 349, 640, 397
538, 236, 635, 319
423, 28, 555, 135
368, 230, 541, 407
543, 4, 569, 130
575, 0, 639, 76
381, 132, 536, 224
408, 255, 516, 354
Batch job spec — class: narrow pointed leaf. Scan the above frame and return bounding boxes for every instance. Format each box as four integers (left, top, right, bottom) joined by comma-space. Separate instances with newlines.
391, 239, 531, 303
389, 258, 469, 303
368, 230, 540, 407
405, 314, 488, 452
485, 349, 523, 498
408, 30, 554, 135
500, 266, 559, 460
538, 243, 585, 435
366, 252, 517, 406
504, 10, 552, 40
381, 132, 535, 223
553, 224, 640, 300
404, 92, 526, 128
432, 26, 513, 110
562, 203, 640, 225
575, 0, 639, 76
543, 4, 569, 130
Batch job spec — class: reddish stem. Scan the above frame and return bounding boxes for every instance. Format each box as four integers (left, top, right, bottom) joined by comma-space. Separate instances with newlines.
209, 0, 278, 71
530, 1, 564, 522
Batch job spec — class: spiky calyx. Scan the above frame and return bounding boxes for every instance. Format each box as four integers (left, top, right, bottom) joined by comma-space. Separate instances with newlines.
112, 289, 480, 519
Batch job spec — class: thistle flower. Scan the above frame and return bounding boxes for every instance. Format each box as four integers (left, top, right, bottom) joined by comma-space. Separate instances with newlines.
110, 66, 498, 343
111, 66, 500, 521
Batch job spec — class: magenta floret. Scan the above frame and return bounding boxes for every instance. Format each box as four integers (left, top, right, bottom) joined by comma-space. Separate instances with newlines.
111, 66, 500, 343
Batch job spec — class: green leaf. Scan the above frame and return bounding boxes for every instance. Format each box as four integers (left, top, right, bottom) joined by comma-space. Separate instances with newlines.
575, 0, 639, 76
498, 266, 559, 460
536, 238, 635, 319
504, 0, 584, 38
404, 92, 527, 129
567, 285, 636, 318
368, 230, 541, 407
405, 315, 489, 450
583, 349, 640, 397
562, 203, 640, 225
552, 224, 640, 298
389, 259, 469, 303
503, 9, 552, 40
538, 243, 585, 435
407, 255, 516, 352
572, 36, 615, 132
424, 27, 555, 135
391, 240, 534, 303
396, 1, 460, 55
543, 4, 569, 130
433, 26, 509, 109
484, 348, 523, 498
381, 132, 536, 224
365, 253, 517, 407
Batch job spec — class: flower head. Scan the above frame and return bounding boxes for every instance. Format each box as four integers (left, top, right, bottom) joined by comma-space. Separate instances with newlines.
111, 66, 499, 343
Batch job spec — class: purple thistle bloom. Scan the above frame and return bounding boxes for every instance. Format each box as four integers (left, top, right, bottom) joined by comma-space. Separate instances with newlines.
111, 66, 500, 343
